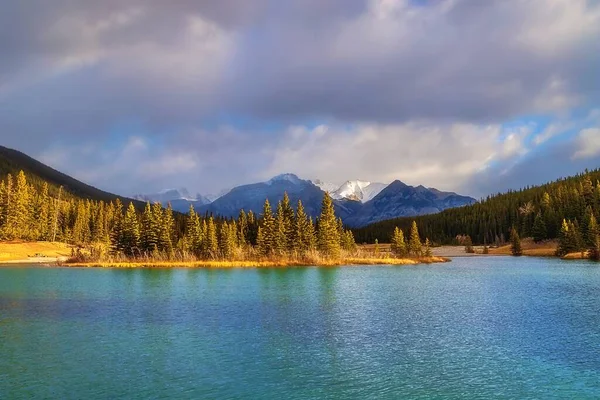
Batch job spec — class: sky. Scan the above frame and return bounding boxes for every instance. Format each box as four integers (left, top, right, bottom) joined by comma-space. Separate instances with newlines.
1, 0, 599, 199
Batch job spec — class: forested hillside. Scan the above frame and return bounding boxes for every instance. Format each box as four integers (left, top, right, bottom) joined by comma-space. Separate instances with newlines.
0, 145, 142, 205
0, 170, 364, 261
353, 169, 600, 253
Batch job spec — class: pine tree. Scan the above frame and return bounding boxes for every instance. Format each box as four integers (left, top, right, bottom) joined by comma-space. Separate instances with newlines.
35, 182, 50, 241
121, 202, 140, 256
140, 202, 158, 253
424, 238, 432, 257
510, 227, 522, 256
237, 209, 248, 247
219, 221, 232, 258
258, 199, 275, 256
205, 216, 218, 259
281, 192, 296, 252
317, 193, 341, 258
408, 221, 422, 257
532, 212, 547, 243
391, 227, 407, 257
160, 203, 175, 257
586, 213, 599, 248
274, 201, 286, 255
342, 230, 357, 252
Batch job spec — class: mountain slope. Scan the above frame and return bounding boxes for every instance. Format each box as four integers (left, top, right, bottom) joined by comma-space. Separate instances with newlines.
199, 174, 330, 218
0, 145, 143, 205
352, 169, 600, 245
344, 180, 476, 227
133, 188, 212, 213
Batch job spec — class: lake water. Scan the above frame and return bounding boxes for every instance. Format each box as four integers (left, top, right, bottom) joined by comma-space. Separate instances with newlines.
1, 257, 600, 399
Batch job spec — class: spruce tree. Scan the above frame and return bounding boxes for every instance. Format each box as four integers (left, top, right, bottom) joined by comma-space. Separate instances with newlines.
274, 201, 286, 255
532, 212, 547, 243
586, 213, 599, 248
281, 192, 296, 252
141, 202, 158, 253
408, 221, 422, 256
510, 227, 522, 256
317, 193, 341, 258
160, 203, 175, 257
237, 209, 248, 247
391, 227, 407, 257
258, 199, 275, 256
121, 202, 140, 256
205, 216, 219, 259
424, 238, 432, 257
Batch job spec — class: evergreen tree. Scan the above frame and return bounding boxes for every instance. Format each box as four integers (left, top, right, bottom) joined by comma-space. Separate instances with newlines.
586, 213, 599, 248
237, 209, 248, 247
257, 199, 275, 256
219, 221, 232, 258
317, 193, 341, 258
160, 203, 175, 256
295, 200, 314, 254
281, 192, 296, 252
532, 212, 547, 243
120, 202, 140, 256
342, 230, 357, 252
35, 182, 50, 241
140, 202, 159, 253
274, 201, 286, 255
205, 216, 219, 259
408, 221, 422, 256
390, 227, 407, 257
424, 238, 432, 257
510, 227, 522, 256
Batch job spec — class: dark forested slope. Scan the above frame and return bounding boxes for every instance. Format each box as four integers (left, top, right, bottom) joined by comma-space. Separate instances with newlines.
353, 169, 600, 246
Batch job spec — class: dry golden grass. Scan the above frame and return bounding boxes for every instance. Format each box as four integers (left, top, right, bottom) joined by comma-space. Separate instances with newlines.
0, 241, 72, 263
489, 238, 558, 257
65, 252, 448, 269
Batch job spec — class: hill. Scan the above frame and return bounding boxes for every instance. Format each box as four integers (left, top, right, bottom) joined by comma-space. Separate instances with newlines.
0, 145, 142, 205
353, 169, 600, 247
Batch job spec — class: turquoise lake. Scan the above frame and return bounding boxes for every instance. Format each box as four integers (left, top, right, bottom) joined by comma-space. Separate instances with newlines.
1, 257, 600, 399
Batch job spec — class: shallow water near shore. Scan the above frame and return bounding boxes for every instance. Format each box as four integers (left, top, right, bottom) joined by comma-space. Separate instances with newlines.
1, 257, 600, 399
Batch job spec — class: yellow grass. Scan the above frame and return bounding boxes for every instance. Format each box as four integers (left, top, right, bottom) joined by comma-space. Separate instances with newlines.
488, 238, 558, 257
66, 256, 448, 269
0, 241, 72, 263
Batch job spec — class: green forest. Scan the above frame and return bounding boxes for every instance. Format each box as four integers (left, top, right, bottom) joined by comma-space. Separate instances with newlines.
353, 169, 600, 259
0, 170, 373, 262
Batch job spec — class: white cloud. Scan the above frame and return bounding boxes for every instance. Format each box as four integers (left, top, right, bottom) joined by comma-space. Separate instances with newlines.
573, 128, 600, 159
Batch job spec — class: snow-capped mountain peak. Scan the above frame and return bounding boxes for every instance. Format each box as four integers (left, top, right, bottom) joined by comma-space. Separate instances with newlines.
332, 180, 388, 203
311, 179, 340, 194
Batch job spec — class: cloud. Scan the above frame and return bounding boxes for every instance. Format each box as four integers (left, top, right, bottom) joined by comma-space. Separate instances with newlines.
573, 128, 600, 159
1, 0, 599, 197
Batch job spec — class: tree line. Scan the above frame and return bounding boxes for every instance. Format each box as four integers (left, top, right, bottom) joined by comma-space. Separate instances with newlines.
0, 170, 363, 261
353, 169, 600, 260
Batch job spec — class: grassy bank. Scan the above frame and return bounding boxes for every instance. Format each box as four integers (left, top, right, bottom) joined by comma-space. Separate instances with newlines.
65, 256, 449, 268
0, 241, 72, 263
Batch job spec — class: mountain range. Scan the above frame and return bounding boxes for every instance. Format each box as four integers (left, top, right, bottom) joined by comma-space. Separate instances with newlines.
0, 145, 475, 228
138, 173, 476, 227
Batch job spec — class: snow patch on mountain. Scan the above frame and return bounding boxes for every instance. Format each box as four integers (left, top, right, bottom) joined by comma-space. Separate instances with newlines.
311, 179, 340, 194
333, 180, 387, 202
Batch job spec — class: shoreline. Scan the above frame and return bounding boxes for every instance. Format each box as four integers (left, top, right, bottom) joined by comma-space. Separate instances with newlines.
62, 256, 450, 269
